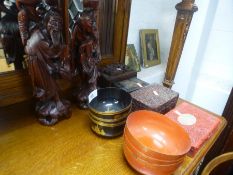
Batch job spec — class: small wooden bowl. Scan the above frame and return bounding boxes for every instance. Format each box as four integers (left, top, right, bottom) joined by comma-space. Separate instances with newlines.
125, 110, 191, 160
88, 87, 132, 137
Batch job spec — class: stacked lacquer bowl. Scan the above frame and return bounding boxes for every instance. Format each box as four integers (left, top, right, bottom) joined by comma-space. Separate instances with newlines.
88, 87, 132, 137
123, 110, 191, 175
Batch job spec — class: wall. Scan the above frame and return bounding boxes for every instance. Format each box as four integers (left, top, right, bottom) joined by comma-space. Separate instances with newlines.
173, 0, 233, 115
128, 0, 233, 115
127, 0, 180, 84
172, 0, 212, 98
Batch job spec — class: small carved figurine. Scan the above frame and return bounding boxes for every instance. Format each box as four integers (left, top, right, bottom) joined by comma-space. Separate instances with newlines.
16, 0, 71, 125
0, 0, 24, 70
71, 0, 101, 109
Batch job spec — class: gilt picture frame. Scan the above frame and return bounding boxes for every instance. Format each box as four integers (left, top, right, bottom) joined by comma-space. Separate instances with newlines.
140, 29, 161, 68
125, 44, 141, 72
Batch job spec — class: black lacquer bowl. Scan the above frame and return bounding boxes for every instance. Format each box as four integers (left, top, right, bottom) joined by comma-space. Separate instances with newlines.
88, 87, 132, 137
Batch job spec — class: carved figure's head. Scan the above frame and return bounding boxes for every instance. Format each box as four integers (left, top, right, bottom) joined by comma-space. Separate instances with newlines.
80, 14, 93, 34
83, 0, 99, 10
16, 0, 41, 21
44, 9, 62, 46
44, 0, 58, 6
16, 0, 41, 8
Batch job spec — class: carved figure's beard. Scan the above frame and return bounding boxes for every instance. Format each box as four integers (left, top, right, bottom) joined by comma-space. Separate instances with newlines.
50, 30, 61, 48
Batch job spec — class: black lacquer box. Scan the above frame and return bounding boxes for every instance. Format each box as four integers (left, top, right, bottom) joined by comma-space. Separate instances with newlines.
130, 83, 179, 114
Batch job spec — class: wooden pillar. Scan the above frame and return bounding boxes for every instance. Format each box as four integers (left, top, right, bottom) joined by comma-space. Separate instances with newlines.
163, 0, 198, 88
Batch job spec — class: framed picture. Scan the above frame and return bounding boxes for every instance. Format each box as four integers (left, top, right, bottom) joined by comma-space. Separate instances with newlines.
125, 44, 141, 72
140, 29, 161, 68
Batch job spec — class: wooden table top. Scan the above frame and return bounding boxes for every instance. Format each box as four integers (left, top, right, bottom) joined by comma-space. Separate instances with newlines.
0, 100, 226, 175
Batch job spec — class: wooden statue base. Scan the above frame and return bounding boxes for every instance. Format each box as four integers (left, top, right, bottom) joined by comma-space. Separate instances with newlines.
36, 99, 72, 126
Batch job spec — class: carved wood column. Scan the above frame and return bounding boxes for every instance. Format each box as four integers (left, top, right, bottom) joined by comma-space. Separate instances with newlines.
163, 0, 198, 88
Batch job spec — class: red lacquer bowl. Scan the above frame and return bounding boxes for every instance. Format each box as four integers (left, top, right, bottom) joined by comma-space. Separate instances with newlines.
123, 143, 183, 175
125, 110, 191, 161
124, 127, 185, 162
123, 133, 185, 165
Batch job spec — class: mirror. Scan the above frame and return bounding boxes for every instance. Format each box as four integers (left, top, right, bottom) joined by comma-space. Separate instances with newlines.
0, 0, 26, 73
127, 0, 181, 85
68, 0, 116, 55
0, 0, 64, 73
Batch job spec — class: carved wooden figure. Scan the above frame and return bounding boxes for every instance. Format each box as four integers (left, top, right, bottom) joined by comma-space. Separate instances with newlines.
16, 0, 71, 125
71, 0, 101, 109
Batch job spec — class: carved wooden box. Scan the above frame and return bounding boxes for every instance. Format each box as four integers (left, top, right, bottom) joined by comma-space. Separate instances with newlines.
98, 64, 137, 87
130, 83, 179, 114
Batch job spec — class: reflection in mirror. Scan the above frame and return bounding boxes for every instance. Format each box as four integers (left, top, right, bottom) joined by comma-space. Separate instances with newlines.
0, 48, 14, 72
127, 0, 180, 85
0, 0, 26, 73
68, 0, 83, 33
68, 0, 117, 57
98, 0, 116, 55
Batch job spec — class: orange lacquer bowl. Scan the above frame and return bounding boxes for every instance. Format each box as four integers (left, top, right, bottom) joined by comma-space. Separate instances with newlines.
123, 133, 185, 165
124, 110, 191, 161
123, 142, 183, 175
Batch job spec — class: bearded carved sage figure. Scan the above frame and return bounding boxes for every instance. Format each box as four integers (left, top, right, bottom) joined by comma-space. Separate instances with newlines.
71, 0, 101, 109
15, 0, 101, 125
16, 0, 71, 125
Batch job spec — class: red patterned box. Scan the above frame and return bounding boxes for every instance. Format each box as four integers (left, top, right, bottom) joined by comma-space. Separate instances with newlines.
165, 102, 221, 157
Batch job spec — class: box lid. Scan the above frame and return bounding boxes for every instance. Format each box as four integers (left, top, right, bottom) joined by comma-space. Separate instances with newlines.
130, 83, 179, 109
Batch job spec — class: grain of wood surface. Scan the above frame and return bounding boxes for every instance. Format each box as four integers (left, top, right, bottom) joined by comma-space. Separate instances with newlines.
0, 99, 226, 175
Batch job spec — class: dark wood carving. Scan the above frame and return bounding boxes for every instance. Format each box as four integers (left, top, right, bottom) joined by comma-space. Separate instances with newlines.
0, 0, 131, 107
12, 0, 101, 125
16, 0, 71, 125
163, 0, 198, 88
0, 0, 24, 70
71, 0, 101, 109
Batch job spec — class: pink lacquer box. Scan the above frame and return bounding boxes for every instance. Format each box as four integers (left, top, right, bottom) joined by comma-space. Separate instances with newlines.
165, 102, 221, 157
